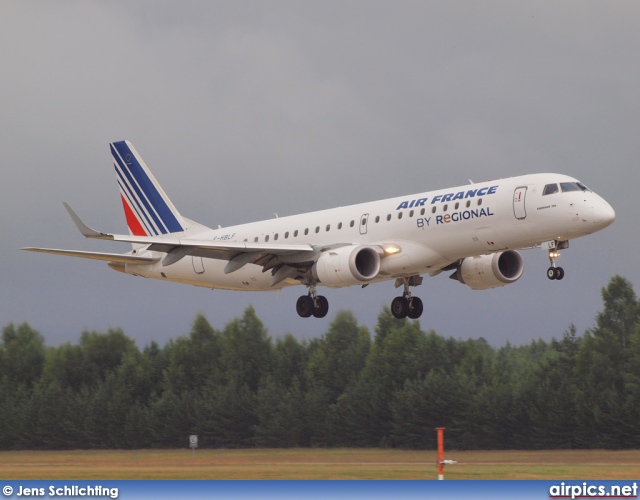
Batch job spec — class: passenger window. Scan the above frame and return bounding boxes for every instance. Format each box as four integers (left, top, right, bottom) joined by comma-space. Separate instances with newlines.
431, 206, 436, 214
338, 222, 342, 230
304, 228, 309, 235
477, 199, 482, 206
387, 214, 391, 221
543, 183, 559, 195
315, 226, 320, 233
285, 232, 289, 239
294, 230, 298, 237
443, 204, 448, 212
265, 235, 270, 242
466, 200, 471, 208
274, 233, 278, 240
420, 208, 425, 216
375, 216, 380, 223
326, 224, 330, 231
254, 237, 258, 242
454, 202, 459, 210
409, 210, 414, 217
398, 212, 403, 219
350, 220, 355, 227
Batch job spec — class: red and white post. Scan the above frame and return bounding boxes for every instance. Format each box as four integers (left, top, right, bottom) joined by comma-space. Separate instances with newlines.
436, 427, 445, 480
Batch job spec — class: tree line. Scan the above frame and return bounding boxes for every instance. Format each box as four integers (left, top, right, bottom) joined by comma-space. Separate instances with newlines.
1, 275, 639, 450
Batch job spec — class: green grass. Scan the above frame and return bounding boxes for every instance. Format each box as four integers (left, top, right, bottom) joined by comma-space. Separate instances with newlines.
1, 448, 639, 480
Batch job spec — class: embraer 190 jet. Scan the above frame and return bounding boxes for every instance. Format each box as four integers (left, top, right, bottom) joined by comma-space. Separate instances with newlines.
24, 141, 615, 319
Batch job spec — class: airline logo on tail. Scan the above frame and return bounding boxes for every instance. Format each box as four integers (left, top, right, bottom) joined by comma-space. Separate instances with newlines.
111, 140, 184, 236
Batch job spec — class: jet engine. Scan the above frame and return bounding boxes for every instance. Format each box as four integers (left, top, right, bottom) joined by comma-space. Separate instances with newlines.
450, 250, 524, 290
312, 245, 381, 286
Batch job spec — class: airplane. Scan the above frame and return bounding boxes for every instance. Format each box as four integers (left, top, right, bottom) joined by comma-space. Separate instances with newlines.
23, 140, 616, 320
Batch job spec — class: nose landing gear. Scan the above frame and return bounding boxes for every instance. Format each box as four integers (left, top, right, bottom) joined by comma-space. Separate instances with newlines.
547, 265, 564, 280
546, 241, 568, 280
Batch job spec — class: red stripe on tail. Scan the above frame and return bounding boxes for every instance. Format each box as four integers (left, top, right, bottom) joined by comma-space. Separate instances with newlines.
121, 194, 148, 236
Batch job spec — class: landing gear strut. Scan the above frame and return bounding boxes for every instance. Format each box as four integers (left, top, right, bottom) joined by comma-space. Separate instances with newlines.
546, 244, 565, 281
391, 276, 424, 319
296, 284, 329, 318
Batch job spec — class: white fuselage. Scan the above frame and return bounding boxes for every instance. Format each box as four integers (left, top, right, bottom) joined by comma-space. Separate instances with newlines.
124, 173, 615, 291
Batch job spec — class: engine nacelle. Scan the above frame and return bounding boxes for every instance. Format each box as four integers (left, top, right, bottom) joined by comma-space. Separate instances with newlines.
450, 250, 524, 290
312, 245, 381, 286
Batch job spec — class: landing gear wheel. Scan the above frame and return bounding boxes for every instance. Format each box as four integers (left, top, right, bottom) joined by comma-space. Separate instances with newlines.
547, 267, 565, 280
407, 297, 424, 319
547, 243, 568, 281
296, 295, 314, 318
391, 296, 409, 319
312, 295, 329, 318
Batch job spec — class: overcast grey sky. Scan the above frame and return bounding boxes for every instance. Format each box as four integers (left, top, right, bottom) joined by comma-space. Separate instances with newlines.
2, 1, 639, 348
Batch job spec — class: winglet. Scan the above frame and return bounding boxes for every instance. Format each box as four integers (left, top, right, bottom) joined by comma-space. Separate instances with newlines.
63, 202, 113, 240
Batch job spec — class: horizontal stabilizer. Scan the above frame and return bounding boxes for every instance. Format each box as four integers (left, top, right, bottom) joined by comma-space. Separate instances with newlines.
21, 247, 159, 265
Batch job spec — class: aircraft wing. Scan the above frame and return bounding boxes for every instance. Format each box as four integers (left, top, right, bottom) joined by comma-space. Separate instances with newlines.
21, 247, 160, 265
42, 203, 321, 281
103, 236, 314, 255
74, 226, 318, 270
39, 204, 453, 287
63, 202, 314, 254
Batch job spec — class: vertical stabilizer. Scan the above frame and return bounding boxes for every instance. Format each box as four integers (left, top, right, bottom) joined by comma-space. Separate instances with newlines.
110, 140, 186, 237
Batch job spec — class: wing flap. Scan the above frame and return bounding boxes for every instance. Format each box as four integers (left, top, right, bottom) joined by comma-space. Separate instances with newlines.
138, 238, 314, 254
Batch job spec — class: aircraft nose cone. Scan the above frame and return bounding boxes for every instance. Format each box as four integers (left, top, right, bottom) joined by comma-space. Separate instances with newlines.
594, 199, 615, 229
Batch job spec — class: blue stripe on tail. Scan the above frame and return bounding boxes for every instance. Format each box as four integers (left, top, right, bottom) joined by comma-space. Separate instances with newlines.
112, 151, 163, 234
110, 141, 184, 235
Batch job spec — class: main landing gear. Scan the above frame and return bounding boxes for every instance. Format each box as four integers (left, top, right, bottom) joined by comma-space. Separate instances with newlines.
295, 276, 425, 320
391, 276, 424, 319
296, 284, 329, 318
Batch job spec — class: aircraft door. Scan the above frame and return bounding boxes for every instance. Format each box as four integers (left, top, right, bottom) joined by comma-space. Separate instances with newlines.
359, 214, 369, 235
513, 186, 527, 220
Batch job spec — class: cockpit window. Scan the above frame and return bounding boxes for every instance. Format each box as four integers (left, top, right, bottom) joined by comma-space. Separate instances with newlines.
560, 182, 590, 193
543, 183, 559, 195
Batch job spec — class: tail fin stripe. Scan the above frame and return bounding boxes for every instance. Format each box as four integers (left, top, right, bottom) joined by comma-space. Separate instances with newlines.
112, 146, 168, 235
120, 193, 149, 237
110, 142, 184, 234
115, 143, 184, 233
114, 163, 164, 235
117, 178, 155, 236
